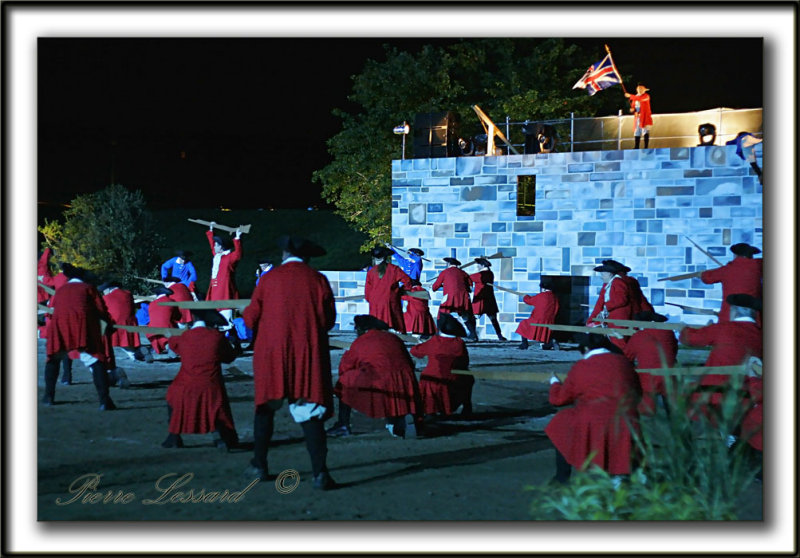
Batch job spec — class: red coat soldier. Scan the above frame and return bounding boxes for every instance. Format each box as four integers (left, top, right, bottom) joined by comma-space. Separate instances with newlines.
546, 333, 642, 483
146, 285, 179, 355
164, 276, 194, 325
42, 264, 119, 410
623, 311, 679, 415
401, 281, 436, 338
469, 258, 506, 341
327, 315, 421, 439
431, 258, 478, 341
206, 223, 242, 324
516, 278, 561, 350
243, 235, 337, 489
700, 243, 763, 326
411, 314, 472, 417
99, 281, 144, 361
587, 262, 634, 350
162, 309, 239, 450
364, 246, 412, 333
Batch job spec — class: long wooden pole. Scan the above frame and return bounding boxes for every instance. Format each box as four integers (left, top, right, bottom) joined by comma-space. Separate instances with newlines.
486, 282, 526, 297
665, 302, 718, 316
658, 270, 705, 282
386, 243, 432, 263
604, 44, 627, 94
684, 235, 724, 267
38, 282, 56, 296
594, 318, 687, 331
529, 322, 636, 337
113, 324, 185, 337
161, 299, 251, 310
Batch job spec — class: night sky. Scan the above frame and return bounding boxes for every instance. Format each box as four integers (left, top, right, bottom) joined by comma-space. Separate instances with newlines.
37, 37, 763, 210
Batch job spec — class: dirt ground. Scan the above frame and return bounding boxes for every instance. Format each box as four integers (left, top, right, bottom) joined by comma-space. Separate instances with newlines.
36, 333, 762, 522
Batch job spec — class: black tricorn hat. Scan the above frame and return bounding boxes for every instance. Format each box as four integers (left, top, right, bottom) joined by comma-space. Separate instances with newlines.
593, 263, 618, 273
190, 308, 228, 328
603, 259, 631, 273
540, 277, 555, 291
726, 293, 762, 312
164, 276, 181, 284
151, 285, 174, 297
475, 258, 492, 268
408, 248, 425, 256
212, 235, 231, 250
353, 314, 390, 333
176, 250, 193, 259
730, 243, 761, 258
98, 280, 121, 292
258, 257, 273, 266
371, 246, 393, 260
437, 313, 467, 337
277, 235, 326, 258
443, 257, 462, 266
60, 262, 85, 280
633, 310, 668, 323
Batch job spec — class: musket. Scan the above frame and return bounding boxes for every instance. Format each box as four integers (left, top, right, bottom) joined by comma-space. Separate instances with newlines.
160, 299, 251, 310
134, 295, 157, 303
657, 270, 705, 282
188, 218, 251, 235
38, 304, 53, 314
385, 243, 432, 263
684, 235, 724, 267
459, 252, 509, 270
113, 324, 185, 337
529, 322, 636, 337
486, 282, 526, 297
134, 275, 168, 286
665, 302, 719, 316
38, 282, 56, 296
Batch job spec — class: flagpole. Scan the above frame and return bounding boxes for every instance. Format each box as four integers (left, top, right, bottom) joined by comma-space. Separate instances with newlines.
604, 44, 627, 94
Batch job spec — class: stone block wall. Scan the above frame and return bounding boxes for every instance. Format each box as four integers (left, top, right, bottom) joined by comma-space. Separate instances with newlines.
387, 144, 763, 339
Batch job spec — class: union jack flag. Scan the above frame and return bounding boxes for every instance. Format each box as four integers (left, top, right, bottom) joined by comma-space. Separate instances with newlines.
573, 53, 622, 96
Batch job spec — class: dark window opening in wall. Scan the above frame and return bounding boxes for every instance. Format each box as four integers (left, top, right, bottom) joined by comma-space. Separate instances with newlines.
517, 175, 536, 216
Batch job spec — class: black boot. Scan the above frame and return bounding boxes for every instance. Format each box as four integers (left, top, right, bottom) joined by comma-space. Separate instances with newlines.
518, 338, 529, 350
489, 315, 507, 341
554, 449, 572, 484
43, 357, 61, 405
634, 135, 641, 149
301, 419, 336, 490
60, 358, 73, 385
643, 132, 650, 149
161, 433, 184, 448
249, 404, 275, 479
90, 361, 115, 410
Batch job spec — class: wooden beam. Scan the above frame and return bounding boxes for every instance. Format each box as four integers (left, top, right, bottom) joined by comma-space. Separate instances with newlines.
452, 368, 553, 383
487, 282, 526, 297
684, 235, 724, 267
38, 282, 56, 295
160, 299, 250, 310
113, 324, 186, 337
594, 318, 686, 331
529, 322, 637, 336
665, 302, 719, 316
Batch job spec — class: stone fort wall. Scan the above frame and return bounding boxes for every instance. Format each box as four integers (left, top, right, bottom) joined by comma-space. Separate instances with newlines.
325, 144, 762, 338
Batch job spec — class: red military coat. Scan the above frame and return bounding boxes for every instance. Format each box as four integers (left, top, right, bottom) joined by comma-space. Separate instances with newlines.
741, 376, 763, 451
166, 325, 237, 435
166, 281, 194, 324
621, 275, 653, 315
700, 258, 763, 324
469, 270, 499, 316
587, 276, 633, 350
39, 273, 70, 339
46, 279, 115, 366
243, 259, 336, 411
147, 295, 180, 354
402, 286, 436, 335
432, 266, 473, 316
629, 92, 653, 129
546, 350, 642, 475
515, 290, 560, 343
206, 230, 242, 301
37, 248, 54, 304
624, 329, 678, 415
335, 329, 420, 419
680, 318, 762, 388
103, 287, 141, 349
365, 263, 411, 332
410, 335, 471, 415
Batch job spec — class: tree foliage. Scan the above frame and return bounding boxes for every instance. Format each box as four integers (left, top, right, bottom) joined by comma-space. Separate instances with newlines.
38, 184, 164, 285
313, 39, 624, 250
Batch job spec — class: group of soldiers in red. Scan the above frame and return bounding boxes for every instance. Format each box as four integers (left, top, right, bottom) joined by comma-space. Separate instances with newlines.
38, 229, 763, 488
